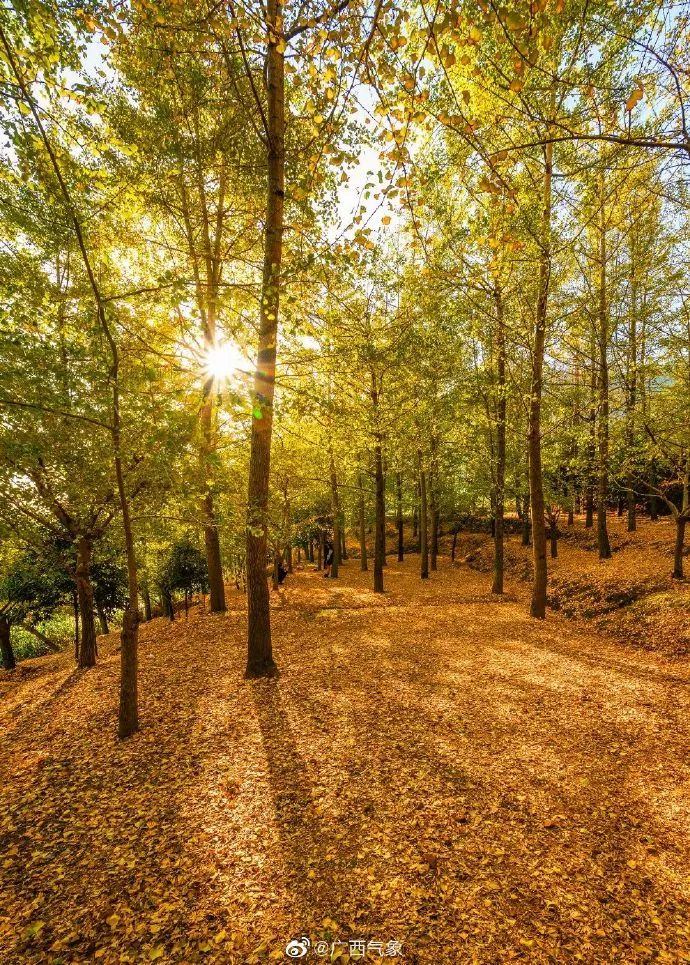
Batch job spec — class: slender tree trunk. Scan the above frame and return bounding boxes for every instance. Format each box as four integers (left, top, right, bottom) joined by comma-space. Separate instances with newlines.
245, 6, 284, 677
597, 170, 612, 560
585, 332, 596, 529
673, 516, 686, 580
319, 531, 324, 570
0, 617, 15, 671
96, 603, 109, 636
674, 457, 689, 579
0, 23, 141, 734
358, 473, 368, 572
72, 588, 79, 660
19, 624, 60, 652
396, 472, 404, 562
418, 452, 429, 580
374, 445, 385, 593
451, 528, 458, 562
528, 135, 553, 619
626, 241, 638, 532
76, 536, 97, 668
429, 441, 439, 572
330, 453, 340, 579
521, 486, 531, 547
201, 457, 226, 612
142, 584, 152, 622
493, 286, 506, 594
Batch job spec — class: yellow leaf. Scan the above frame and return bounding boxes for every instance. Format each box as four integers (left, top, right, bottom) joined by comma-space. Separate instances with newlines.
625, 86, 643, 111
149, 946, 165, 961
381, 216, 391, 225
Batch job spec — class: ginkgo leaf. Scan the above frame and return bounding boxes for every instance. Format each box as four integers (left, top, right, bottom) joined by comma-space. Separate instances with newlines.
625, 86, 643, 111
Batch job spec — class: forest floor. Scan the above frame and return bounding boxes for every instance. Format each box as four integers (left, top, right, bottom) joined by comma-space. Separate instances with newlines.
451, 513, 690, 658
2, 521, 690, 964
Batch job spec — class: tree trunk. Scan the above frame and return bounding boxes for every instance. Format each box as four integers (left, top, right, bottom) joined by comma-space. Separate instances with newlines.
358, 473, 368, 572
528, 134, 553, 619
76, 536, 97, 668
550, 521, 558, 559
419, 452, 429, 580
396, 472, 404, 562
374, 444, 385, 593
162, 586, 174, 622
142, 584, 152, 622
492, 286, 506, 594
330, 453, 340, 579
626, 228, 638, 532
96, 603, 109, 636
245, 6, 284, 678
0, 617, 15, 671
596, 172, 612, 561
19, 624, 60, 652
673, 516, 686, 580
72, 588, 79, 661
451, 528, 458, 562
318, 531, 324, 570
585, 332, 597, 529
521, 487, 531, 547
202, 486, 226, 613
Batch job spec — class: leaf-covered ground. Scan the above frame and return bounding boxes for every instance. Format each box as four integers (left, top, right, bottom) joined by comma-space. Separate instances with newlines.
453, 515, 690, 657
2, 549, 690, 963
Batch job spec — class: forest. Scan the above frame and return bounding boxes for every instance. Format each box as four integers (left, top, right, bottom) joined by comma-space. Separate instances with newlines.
1, 0, 690, 962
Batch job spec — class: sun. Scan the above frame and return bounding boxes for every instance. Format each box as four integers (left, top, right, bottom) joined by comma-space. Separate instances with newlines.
203, 341, 248, 383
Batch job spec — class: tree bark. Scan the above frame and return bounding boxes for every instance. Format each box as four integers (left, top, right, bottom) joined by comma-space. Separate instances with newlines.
142, 584, 152, 622
374, 444, 385, 593
673, 516, 686, 580
521, 487, 531, 547
0, 617, 15, 671
358, 473, 368, 571
492, 285, 506, 594
429, 442, 439, 572
96, 603, 109, 636
203, 497, 226, 613
72, 588, 79, 661
396, 472, 404, 562
19, 624, 60, 652
245, 3, 284, 677
585, 331, 597, 529
596, 169, 612, 560
76, 536, 97, 668
626, 233, 638, 532
418, 452, 429, 580
330, 452, 340, 579
528, 134, 553, 619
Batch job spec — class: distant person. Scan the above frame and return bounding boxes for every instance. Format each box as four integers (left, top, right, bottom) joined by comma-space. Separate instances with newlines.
277, 558, 287, 585
323, 539, 334, 577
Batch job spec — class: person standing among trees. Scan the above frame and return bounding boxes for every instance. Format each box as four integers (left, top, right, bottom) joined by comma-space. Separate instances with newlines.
323, 538, 334, 578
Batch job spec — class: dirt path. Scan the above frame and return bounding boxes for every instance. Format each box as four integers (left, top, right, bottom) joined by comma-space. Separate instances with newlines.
2, 557, 690, 963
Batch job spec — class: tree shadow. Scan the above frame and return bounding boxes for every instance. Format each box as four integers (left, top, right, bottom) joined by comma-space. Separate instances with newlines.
249, 677, 365, 933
